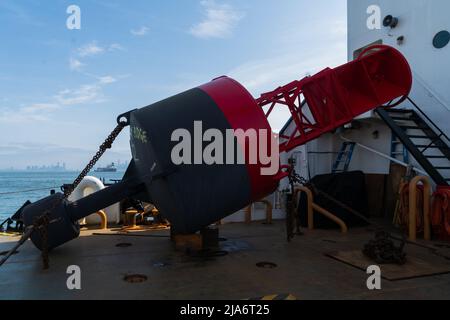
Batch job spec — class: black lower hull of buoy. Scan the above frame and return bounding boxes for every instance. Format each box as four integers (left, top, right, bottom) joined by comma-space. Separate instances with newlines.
129, 87, 254, 234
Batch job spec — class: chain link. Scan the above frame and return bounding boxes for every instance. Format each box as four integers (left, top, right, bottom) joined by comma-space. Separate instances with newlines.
64, 122, 127, 199
288, 168, 408, 265
0, 122, 127, 269
34, 212, 51, 269
363, 230, 406, 265
286, 166, 304, 241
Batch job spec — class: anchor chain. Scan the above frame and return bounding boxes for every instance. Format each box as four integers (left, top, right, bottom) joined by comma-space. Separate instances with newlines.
306, 184, 408, 264
287, 167, 408, 265
363, 230, 407, 265
64, 122, 127, 198
34, 212, 51, 269
0, 121, 128, 269
286, 164, 304, 241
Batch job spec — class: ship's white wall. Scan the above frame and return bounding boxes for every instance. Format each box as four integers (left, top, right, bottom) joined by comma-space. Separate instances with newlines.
280, 119, 395, 178
342, 120, 392, 174
348, 0, 450, 136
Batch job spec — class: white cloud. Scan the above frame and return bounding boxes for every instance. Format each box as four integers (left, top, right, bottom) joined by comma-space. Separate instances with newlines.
75, 42, 124, 60
77, 41, 105, 57
98, 76, 117, 84
228, 42, 347, 132
0, 103, 61, 123
229, 46, 346, 95
54, 75, 121, 106
131, 26, 149, 36
22, 103, 60, 114
69, 57, 84, 71
70, 42, 124, 72
0, 75, 120, 125
190, 0, 244, 39
108, 43, 125, 52
0, 108, 50, 123
54, 84, 105, 106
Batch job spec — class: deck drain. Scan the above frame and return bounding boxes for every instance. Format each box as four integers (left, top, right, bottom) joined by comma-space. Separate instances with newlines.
0, 250, 18, 256
123, 274, 148, 283
256, 262, 277, 269
116, 243, 133, 248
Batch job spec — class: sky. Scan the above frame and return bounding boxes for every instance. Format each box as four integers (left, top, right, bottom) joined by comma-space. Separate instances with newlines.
0, 0, 347, 170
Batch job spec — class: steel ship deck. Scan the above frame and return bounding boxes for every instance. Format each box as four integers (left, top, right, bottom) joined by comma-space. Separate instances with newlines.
1, 221, 450, 300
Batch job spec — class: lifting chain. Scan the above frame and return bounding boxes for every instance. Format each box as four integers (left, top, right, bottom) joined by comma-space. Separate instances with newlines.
307, 184, 408, 265
286, 165, 304, 241
363, 230, 406, 265
287, 166, 408, 265
34, 212, 51, 269
0, 121, 128, 269
64, 122, 127, 198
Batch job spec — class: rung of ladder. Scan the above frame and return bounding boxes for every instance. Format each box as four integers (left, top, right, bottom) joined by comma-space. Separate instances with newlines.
417, 145, 449, 149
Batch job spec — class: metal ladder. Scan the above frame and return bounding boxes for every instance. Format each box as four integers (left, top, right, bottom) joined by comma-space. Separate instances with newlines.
332, 142, 356, 174
390, 132, 410, 164
376, 97, 450, 186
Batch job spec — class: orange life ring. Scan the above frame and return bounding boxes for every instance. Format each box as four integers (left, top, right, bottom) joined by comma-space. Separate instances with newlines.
432, 187, 450, 236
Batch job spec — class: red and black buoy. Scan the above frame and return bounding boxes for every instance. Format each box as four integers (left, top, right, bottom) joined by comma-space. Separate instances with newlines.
22, 45, 412, 250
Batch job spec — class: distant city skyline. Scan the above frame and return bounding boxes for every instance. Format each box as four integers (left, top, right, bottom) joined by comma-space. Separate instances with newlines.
0, 159, 130, 172
26, 162, 67, 172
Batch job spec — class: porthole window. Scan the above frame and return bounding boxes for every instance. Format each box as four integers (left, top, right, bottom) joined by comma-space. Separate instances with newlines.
433, 30, 450, 49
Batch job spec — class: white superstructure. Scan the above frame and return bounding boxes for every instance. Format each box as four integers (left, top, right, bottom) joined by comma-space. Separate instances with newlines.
281, 0, 450, 183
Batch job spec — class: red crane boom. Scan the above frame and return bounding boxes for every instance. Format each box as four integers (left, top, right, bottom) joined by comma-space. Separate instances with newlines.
256, 45, 412, 153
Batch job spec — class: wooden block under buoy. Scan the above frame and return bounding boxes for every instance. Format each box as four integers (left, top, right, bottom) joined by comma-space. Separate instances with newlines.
173, 233, 203, 252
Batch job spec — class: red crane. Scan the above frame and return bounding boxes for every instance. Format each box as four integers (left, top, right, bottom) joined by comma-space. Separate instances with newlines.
256, 45, 412, 153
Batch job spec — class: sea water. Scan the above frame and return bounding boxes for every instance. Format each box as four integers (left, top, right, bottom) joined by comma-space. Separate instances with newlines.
0, 171, 125, 222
